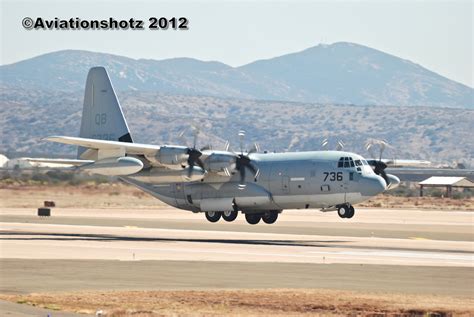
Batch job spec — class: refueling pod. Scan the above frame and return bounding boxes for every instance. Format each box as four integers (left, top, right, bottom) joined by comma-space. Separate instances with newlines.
80, 156, 143, 176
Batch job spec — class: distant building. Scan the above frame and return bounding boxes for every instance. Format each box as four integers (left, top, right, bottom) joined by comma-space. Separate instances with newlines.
4, 157, 34, 169
0, 154, 8, 168
419, 176, 474, 198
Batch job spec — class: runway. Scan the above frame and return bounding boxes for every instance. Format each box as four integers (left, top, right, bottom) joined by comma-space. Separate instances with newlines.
0, 207, 473, 296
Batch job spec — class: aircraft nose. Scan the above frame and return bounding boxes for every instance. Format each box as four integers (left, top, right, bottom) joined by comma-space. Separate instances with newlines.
362, 175, 387, 196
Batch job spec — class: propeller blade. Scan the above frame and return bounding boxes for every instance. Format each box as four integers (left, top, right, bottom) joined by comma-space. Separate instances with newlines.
336, 140, 345, 151
379, 169, 390, 186
238, 130, 245, 154
246, 162, 258, 176
192, 129, 199, 149
248, 143, 260, 154
239, 166, 246, 189
321, 138, 329, 149
195, 157, 205, 170
177, 128, 188, 145
186, 165, 193, 178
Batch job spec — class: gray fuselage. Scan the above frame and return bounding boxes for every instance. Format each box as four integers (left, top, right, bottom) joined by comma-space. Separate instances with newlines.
123, 150, 386, 213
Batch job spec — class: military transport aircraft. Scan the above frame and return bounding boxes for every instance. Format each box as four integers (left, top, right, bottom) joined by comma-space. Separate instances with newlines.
35, 67, 401, 225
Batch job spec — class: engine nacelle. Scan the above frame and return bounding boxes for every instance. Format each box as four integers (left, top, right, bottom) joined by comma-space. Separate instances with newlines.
80, 157, 143, 176
148, 146, 189, 167
205, 152, 236, 173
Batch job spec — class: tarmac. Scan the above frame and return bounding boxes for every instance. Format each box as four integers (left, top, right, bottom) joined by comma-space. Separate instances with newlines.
0, 207, 473, 298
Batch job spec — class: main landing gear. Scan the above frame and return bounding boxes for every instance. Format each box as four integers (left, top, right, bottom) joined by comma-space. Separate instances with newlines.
245, 210, 279, 225
222, 210, 238, 222
204, 210, 280, 225
337, 204, 355, 219
204, 210, 238, 223
205, 211, 221, 222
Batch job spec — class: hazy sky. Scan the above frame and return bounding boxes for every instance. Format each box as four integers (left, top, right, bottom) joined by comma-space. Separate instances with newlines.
1, 0, 473, 87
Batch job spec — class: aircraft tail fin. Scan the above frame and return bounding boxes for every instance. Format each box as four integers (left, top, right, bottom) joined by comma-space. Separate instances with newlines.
77, 67, 133, 158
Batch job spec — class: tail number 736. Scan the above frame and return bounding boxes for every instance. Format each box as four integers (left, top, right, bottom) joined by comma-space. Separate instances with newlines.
323, 172, 343, 181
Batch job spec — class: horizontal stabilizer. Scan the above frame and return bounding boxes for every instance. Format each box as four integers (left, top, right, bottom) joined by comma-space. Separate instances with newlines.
25, 158, 93, 166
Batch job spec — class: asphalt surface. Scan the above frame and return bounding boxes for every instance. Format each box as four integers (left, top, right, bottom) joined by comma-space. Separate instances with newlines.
0, 207, 473, 300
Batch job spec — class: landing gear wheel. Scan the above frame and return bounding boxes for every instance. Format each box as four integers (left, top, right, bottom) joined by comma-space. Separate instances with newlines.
205, 211, 221, 223
262, 211, 278, 224
245, 213, 261, 225
222, 210, 238, 222
346, 206, 355, 219
337, 205, 349, 218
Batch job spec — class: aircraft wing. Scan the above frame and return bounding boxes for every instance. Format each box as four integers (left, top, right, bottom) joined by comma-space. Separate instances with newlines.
44, 136, 161, 155
382, 159, 431, 167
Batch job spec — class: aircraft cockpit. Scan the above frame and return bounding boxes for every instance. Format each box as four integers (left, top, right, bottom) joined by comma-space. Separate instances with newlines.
337, 156, 371, 174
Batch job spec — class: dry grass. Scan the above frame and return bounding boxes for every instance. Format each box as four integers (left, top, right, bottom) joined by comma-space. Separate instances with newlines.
0, 182, 166, 209
1, 182, 473, 211
1, 289, 472, 316
360, 194, 474, 211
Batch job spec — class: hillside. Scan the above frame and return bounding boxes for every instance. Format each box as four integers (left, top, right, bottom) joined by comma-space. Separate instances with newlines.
1, 89, 473, 166
1, 42, 472, 108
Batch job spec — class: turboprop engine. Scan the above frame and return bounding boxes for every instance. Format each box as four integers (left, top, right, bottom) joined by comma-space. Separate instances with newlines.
152, 146, 189, 167
80, 157, 143, 176
204, 152, 236, 174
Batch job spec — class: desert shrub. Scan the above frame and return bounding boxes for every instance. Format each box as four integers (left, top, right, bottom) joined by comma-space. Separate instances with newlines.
430, 189, 444, 198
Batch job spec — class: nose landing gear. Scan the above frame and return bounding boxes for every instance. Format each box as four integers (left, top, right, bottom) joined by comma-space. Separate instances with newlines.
337, 204, 355, 219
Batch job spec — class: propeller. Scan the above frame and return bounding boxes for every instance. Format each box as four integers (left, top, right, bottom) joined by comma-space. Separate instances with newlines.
320, 138, 344, 151
336, 140, 345, 151
178, 127, 206, 179
230, 130, 260, 189
320, 138, 329, 150
365, 139, 390, 185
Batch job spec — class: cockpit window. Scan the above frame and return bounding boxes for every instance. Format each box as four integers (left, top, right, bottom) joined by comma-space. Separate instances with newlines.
337, 157, 343, 167
343, 157, 350, 167
338, 157, 358, 169
362, 159, 369, 166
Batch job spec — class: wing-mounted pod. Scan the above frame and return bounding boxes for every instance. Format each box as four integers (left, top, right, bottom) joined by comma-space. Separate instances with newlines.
80, 156, 143, 176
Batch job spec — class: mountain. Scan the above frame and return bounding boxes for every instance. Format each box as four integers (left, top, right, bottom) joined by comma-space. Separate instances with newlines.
1, 42, 472, 108
1, 89, 473, 166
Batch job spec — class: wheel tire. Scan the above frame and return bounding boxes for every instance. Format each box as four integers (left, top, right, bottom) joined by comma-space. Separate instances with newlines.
222, 210, 238, 222
337, 205, 348, 218
205, 211, 221, 223
262, 211, 278, 224
245, 213, 261, 225
346, 206, 355, 219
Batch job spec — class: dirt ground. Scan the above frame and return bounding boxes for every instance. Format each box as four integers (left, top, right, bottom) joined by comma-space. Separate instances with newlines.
0, 182, 473, 210
1, 289, 472, 317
